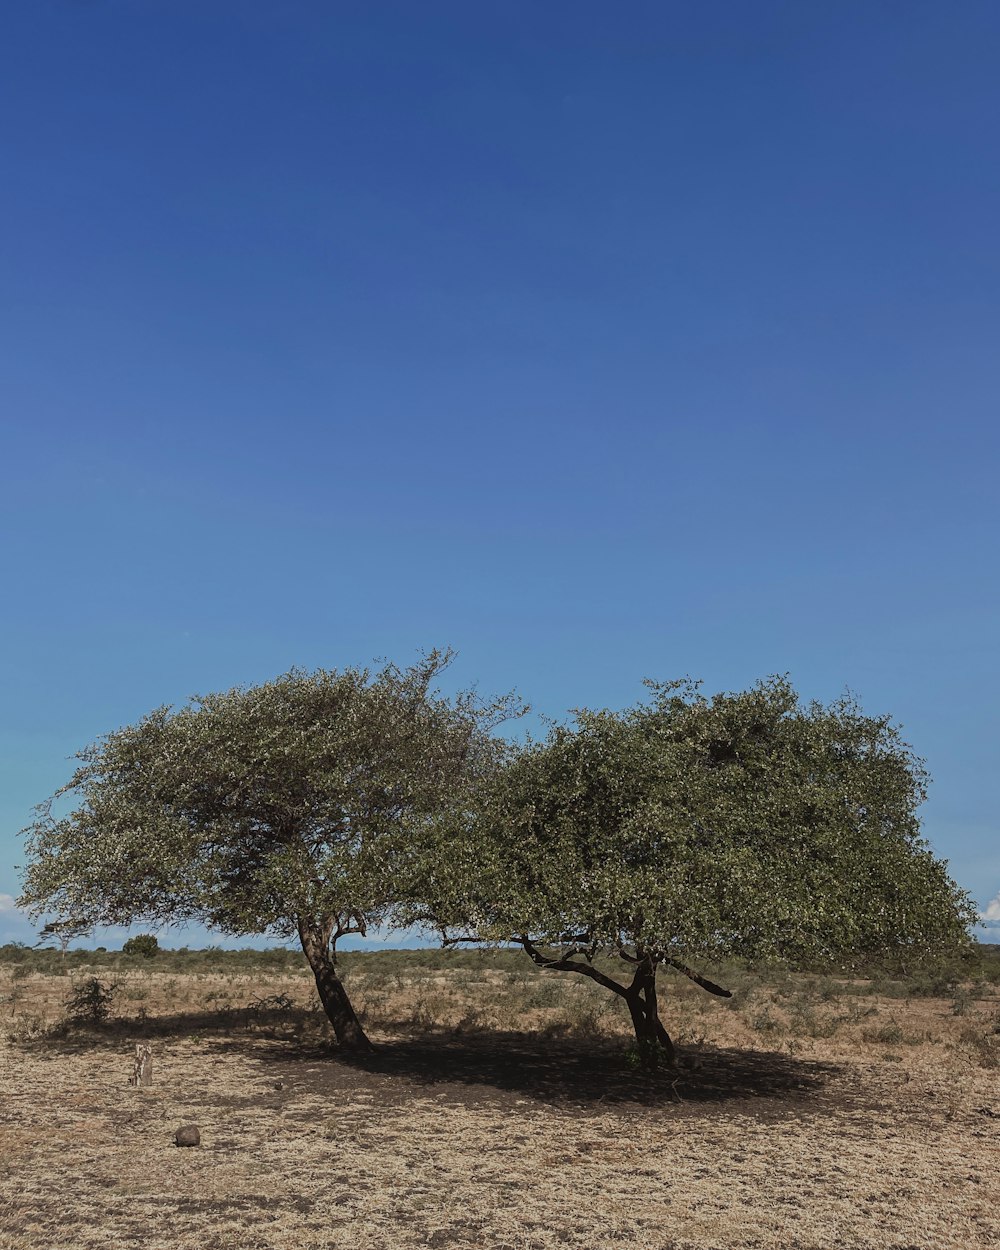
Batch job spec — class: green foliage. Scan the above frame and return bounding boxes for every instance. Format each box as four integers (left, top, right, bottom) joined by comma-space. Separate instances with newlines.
19, 651, 519, 949
122, 935, 160, 959
36, 918, 91, 955
623, 1039, 674, 1069
428, 676, 977, 976
17, 652, 521, 1048
0, 942, 309, 976
14, 660, 981, 1055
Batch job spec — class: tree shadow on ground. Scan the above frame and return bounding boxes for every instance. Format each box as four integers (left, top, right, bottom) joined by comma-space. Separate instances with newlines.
15, 1011, 847, 1115
254, 1030, 847, 1114
7, 1006, 317, 1055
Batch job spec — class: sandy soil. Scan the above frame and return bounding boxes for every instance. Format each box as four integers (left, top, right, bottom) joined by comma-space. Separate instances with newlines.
1, 964, 997, 1250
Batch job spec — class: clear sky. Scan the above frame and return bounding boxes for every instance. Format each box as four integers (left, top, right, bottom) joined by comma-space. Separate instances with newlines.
1, 1, 997, 948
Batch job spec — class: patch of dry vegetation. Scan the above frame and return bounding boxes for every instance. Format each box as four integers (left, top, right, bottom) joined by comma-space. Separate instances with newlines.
1, 951, 999, 1249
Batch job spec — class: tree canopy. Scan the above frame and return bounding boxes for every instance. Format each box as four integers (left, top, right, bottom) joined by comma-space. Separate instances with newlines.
423, 677, 977, 1064
20, 664, 976, 1066
19, 651, 519, 1050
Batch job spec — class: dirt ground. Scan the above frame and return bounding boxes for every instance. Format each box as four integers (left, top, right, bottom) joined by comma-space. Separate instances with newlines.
1, 961, 998, 1250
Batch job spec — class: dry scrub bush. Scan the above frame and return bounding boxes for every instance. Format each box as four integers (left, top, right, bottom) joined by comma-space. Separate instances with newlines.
62, 976, 120, 1025
955, 1019, 1000, 1068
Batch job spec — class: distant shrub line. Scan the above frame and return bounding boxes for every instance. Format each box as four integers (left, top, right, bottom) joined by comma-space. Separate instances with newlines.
2, 940, 998, 986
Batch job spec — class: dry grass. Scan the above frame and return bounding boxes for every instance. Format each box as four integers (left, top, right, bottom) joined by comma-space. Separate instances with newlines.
1, 955, 999, 1250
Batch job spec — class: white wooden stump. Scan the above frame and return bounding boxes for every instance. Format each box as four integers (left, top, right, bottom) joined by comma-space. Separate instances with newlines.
130, 1043, 152, 1087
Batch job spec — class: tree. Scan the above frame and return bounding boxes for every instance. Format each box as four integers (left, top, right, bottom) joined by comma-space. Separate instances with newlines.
36, 917, 91, 961
122, 934, 160, 959
425, 677, 978, 1067
19, 651, 519, 1052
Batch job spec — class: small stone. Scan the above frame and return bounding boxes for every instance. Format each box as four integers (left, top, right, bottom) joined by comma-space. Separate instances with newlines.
174, 1125, 201, 1147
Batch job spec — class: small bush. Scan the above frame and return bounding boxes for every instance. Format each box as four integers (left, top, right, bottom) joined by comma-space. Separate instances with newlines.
407, 996, 436, 1030
906, 973, 959, 999
811, 976, 841, 1003
122, 935, 160, 959
246, 992, 294, 1015
957, 1023, 1000, 1069
861, 1020, 905, 1045
622, 1040, 674, 1070
5, 1013, 48, 1043
837, 1002, 880, 1025
749, 1007, 782, 1034
452, 1006, 486, 1035
789, 1006, 840, 1039
724, 984, 755, 1012
558, 1003, 608, 1040
951, 988, 974, 1016
63, 977, 119, 1025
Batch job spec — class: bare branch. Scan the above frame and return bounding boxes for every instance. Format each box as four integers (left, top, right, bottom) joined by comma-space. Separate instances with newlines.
663, 957, 732, 998
518, 936, 629, 997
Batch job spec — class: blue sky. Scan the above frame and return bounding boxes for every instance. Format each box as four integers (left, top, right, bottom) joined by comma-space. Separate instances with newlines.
1, 1, 998, 948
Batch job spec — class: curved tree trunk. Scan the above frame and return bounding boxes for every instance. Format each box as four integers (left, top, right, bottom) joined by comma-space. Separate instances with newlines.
515, 937, 689, 1071
297, 919, 373, 1053
623, 956, 676, 1069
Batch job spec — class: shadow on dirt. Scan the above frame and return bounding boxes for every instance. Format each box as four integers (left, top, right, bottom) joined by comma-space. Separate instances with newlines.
16, 1012, 845, 1114
254, 1031, 846, 1114
7, 1005, 316, 1054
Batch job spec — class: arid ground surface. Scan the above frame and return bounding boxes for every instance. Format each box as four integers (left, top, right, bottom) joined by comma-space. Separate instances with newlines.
1, 952, 998, 1250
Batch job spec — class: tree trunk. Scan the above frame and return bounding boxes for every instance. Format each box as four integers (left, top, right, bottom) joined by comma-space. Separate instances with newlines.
297, 920, 374, 1053
624, 957, 676, 1069
515, 938, 683, 1071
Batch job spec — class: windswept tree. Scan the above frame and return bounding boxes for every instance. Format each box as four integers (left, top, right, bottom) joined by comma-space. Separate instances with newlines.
19, 651, 519, 1052
36, 917, 92, 961
424, 677, 977, 1066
